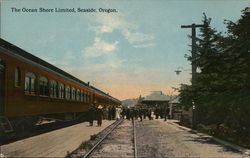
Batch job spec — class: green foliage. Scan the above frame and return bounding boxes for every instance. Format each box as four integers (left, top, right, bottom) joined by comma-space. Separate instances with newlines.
179, 8, 250, 145
179, 84, 193, 110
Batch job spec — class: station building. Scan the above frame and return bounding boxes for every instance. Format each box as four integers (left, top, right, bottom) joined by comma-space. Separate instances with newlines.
141, 91, 170, 108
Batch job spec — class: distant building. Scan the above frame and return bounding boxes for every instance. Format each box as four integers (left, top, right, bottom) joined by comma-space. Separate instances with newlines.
141, 91, 170, 108
169, 96, 182, 120
169, 96, 193, 127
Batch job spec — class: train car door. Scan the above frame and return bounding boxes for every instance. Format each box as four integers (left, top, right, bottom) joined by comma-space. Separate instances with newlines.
0, 61, 5, 115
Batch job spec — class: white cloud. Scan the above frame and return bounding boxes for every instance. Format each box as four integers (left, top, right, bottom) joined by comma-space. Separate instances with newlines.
88, 58, 125, 71
133, 43, 156, 48
122, 29, 154, 44
89, 13, 154, 46
82, 37, 119, 58
88, 25, 113, 34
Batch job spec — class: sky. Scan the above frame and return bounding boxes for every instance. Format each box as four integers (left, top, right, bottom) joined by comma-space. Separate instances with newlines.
0, 0, 249, 100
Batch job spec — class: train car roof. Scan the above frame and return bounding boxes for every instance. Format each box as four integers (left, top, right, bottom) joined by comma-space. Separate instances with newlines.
0, 38, 121, 104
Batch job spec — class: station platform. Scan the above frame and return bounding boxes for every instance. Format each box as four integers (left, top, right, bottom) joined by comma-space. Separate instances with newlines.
1, 120, 115, 157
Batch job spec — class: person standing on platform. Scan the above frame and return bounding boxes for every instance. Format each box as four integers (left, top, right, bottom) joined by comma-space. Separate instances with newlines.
163, 105, 169, 121
108, 106, 112, 120
121, 107, 126, 119
139, 108, 143, 121
88, 105, 96, 126
155, 107, 159, 119
114, 107, 120, 120
126, 108, 130, 120
97, 105, 104, 126
142, 108, 146, 119
111, 106, 116, 120
147, 108, 152, 120
130, 108, 134, 121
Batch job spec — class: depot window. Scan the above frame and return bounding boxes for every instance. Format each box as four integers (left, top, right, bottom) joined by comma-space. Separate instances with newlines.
50, 80, 57, 97
25, 72, 36, 94
14, 67, 21, 87
39, 76, 49, 96
65, 85, 71, 99
58, 83, 65, 99
71, 87, 76, 100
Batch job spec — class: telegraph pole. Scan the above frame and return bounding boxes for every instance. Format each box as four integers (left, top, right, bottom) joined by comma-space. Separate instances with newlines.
181, 24, 205, 84
181, 23, 205, 129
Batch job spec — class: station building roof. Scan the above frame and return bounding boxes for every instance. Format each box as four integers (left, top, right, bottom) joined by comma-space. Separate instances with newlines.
142, 91, 170, 101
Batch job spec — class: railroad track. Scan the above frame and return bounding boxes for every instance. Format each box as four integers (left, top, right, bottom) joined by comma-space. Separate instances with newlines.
133, 119, 138, 158
83, 119, 138, 158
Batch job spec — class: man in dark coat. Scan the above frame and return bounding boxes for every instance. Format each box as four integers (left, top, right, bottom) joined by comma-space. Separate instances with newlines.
139, 108, 143, 121
97, 105, 104, 126
88, 106, 96, 126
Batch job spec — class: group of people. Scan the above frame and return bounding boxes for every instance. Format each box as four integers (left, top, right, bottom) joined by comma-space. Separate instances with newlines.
87, 105, 117, 127
154, 106, 169, 121
121, 106, 169, 121
87, 105, 169, 126
121, 107, 151, 121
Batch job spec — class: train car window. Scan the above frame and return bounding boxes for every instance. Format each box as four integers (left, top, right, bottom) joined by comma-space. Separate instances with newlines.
50, 80, 57, 98
82, 91, 85, 102
84, 92, 87, 103
86, 92, 89, 103
80, 90, 83, 102
92, 94, 94, 103
71, 87, 76, 100
83, 91, 86, 102
39, 76, 49, 96
58, 83, 65, 99
65, 85, 71, 99
14, 67, 21, 87
89, 94, 91, 102
76, 89, 80, 101
25, 72, 36, 94
87, 92, 89, 103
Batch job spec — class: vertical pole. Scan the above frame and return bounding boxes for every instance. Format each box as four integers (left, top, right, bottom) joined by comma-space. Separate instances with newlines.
191, 24, 197, 85
191, 24, 197, 128
181, 23, 205, 129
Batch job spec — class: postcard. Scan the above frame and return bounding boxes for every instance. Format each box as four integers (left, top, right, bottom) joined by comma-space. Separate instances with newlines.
0, 0, 249, 157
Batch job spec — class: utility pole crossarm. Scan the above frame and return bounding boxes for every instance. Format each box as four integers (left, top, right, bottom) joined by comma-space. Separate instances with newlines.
181, 24, 205, 28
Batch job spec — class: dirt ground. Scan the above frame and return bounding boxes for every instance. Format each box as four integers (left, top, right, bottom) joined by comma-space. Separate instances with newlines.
2, 118, 247, 158
135, 119, 248, 158
89, 120, 134, 158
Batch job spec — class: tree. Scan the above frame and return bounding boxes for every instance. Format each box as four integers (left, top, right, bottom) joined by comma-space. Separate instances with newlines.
179, 9, 250, 144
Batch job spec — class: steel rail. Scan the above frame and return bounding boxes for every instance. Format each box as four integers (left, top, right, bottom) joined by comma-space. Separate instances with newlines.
83, 119, 124, 158
133, 119, 138, 158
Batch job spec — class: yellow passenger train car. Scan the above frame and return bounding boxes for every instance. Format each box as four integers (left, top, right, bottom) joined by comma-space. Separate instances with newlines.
0, 38, 121, 137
